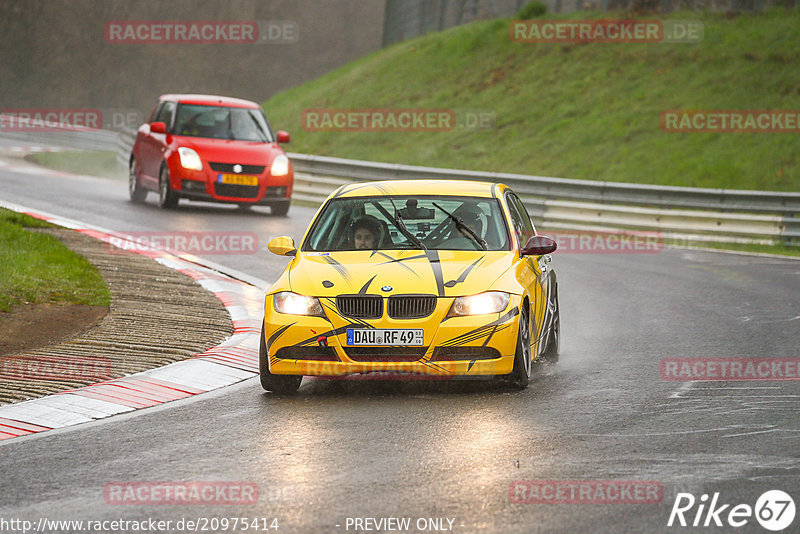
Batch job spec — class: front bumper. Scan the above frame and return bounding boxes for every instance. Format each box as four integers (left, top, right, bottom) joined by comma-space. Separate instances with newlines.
168, 162, 293, 204
263, 294, 522, 378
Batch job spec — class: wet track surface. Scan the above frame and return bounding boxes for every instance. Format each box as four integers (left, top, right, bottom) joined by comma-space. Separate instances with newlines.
1, 142, 799, 533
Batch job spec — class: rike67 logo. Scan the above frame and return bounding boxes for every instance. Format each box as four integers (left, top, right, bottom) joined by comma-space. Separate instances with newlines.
668, 490, 795, 531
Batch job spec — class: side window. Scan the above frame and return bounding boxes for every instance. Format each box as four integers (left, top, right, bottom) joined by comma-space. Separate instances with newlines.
505, 194, 526, 248
147, 103, 161, 122
155, 102, 176, 129
149, 103, 165, 123
510, 194, 535, 244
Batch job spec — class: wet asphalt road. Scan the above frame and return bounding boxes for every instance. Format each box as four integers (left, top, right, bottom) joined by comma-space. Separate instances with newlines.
1, 143, 799, 533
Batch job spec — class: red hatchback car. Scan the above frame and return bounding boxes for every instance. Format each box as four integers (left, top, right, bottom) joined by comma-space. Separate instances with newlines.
129, 94, 293, 215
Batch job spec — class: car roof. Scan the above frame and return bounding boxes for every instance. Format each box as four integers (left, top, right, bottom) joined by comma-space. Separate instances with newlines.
333, 180, 508, 199
157, 94, 260, 109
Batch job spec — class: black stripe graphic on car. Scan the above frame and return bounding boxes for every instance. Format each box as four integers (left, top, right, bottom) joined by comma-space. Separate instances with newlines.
444, 256, 484, 288
463, 324, 503, 371
440, 323, 512, 348
358, 275, 377, 295
321, 299, 372, 328
322, 255, 352, 285
425, 249, 445, 297
439, 308, 518, 347
376, 251, 423, 276
333, 183, 376, 198
293, 321, 372, 348
267, 322, 296, 352
419, 360, 450, 374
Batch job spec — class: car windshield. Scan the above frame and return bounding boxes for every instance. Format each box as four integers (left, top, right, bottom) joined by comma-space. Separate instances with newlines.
172, 104, 274, 142
303, 195, 510, 252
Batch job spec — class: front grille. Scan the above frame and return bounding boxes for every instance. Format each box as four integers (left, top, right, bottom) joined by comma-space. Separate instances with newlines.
343, 347, 427, 362
214, 183, 260, 198
388, 295, 437, 319
336, 295, 382, 319
209, 162, 265, 174
274, 346, 338, 361
432, 347, 501, 361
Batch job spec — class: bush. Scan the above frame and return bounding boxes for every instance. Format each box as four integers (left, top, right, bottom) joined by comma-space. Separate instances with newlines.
515, 1, 547, 19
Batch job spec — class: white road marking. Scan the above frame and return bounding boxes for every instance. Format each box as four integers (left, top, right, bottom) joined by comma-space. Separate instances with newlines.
669, 381, 696, 398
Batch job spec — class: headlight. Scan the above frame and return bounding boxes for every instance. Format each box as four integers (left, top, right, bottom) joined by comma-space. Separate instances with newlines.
273, 291, 324, 317
270, 154, 290, 176
178, 147, 203, 171
448, 291, 510, 317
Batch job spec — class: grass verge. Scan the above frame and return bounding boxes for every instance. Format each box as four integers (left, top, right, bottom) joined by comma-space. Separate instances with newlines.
665, 238, 800, 258
25, 150, 126, 180
263, 8, 800, 191
0, 208, 111, 312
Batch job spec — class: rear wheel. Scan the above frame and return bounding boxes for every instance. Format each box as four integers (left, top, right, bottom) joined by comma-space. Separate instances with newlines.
506, 304, 532, 389
158, 165, 179, 209
259, 321, 302, 394
128, 157, 147, 203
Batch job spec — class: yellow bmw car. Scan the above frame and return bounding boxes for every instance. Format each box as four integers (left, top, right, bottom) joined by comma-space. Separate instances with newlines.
260, 180, 559, 393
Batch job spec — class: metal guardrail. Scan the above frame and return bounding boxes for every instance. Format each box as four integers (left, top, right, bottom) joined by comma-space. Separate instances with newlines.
116, 129, 137, 168
3, 119, 797, 246
288, 153, 800, 214
287, 152, 800, 245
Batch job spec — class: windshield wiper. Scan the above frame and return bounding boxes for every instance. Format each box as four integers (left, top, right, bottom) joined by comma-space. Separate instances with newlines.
371, 200, 426, 250
432, 202, 487, 250
247, 110, 269, 142
394, 209, 427, 250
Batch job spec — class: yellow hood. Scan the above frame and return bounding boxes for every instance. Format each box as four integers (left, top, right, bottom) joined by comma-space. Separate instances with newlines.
288, 249, 513, 297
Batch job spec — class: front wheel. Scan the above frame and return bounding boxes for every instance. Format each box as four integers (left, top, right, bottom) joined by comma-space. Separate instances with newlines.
506, 304, 532, 389
259, 321, 302, 394
158, 165, 179, 209
128, 157, 147, 203
538, 283, 560, 364
270, 200, 290, 216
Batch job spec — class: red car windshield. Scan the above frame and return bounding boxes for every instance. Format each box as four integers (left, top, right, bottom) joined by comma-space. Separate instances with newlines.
172, 104, 274, 142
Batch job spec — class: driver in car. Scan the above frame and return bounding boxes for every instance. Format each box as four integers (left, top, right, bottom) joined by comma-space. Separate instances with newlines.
351, 216, 380, 250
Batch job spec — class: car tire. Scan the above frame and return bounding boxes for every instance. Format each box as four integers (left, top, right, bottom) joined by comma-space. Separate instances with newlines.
270, 201, 290, 216
538, 281, 560, 364
128, 157, 147, 203
259, 321, 302, 394
506, 303, 532, 389
158, 164, 179, 209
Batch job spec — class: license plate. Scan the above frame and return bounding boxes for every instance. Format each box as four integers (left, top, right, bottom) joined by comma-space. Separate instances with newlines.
218, 173, 258, 186
346, 329, 424, 346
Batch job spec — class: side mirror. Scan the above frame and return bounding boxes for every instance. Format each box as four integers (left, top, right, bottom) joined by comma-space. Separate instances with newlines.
521, 235, 557, 256
150, 121, 166, 134
268, 236, 296, 257
276, 130, 290, 143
